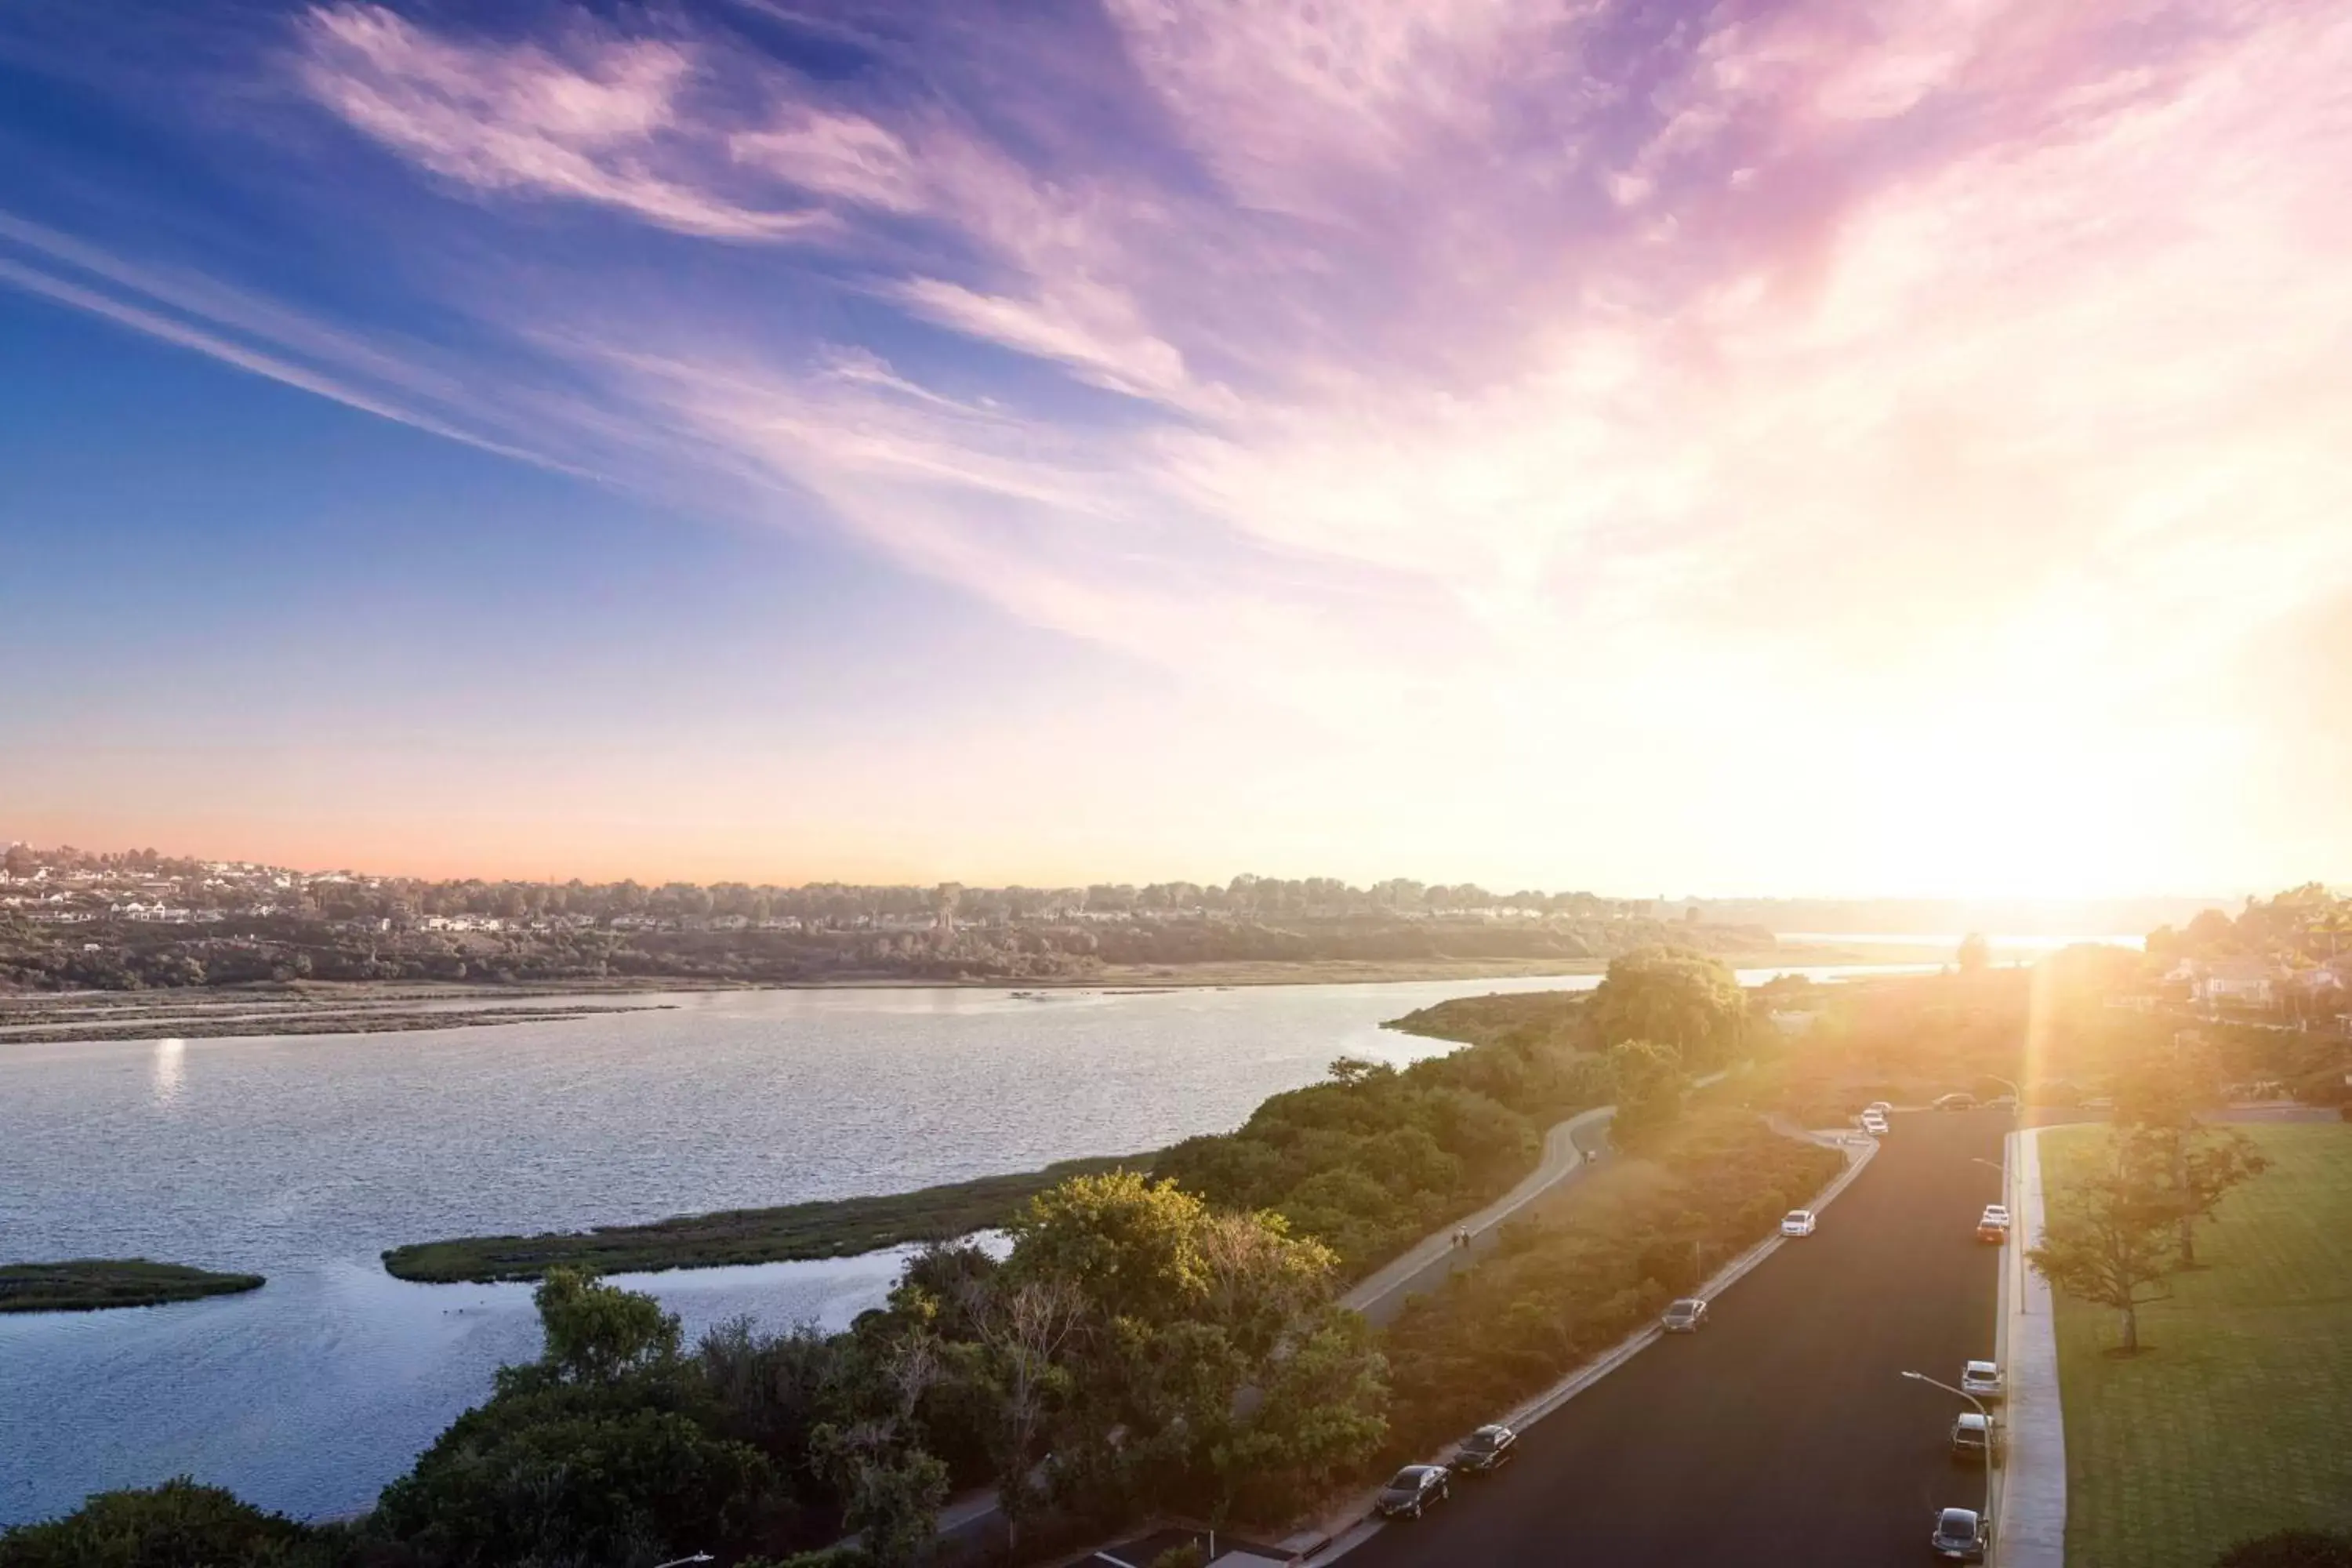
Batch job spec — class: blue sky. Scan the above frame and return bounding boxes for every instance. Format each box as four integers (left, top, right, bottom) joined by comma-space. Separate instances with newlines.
3, 0, 2348, 894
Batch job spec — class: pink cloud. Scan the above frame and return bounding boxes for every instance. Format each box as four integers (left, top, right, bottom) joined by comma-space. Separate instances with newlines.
295, 4, 829, 239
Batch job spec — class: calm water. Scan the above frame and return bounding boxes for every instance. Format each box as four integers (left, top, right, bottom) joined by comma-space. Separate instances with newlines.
0, 968, 1904, 1525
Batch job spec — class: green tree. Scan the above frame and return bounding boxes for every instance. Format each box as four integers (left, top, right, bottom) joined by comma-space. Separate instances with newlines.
0, 1478, 321, 1568
2115, 1046, 2273, 1268
964, 1276, 1083, 1548
375, 1397, 779, 1567
1588, 949, 1746, 1070
2027, 1159, 2176, 1353
1213, 1305, 1388, 1519
1005, 1171, 1210, 1324
840, 1450, 948, 1568
528, 1266, 683, 1385
1606, 1039, 1687, 1144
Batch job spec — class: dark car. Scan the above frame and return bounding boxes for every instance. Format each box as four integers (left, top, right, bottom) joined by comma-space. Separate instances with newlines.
1661, 1297, 1710, 1333
1931, 1507, 1990, 1562
1453, 1424, 1518, 1474
1934, 1092, 1977, 1111
1375, 1465, 1451, 1520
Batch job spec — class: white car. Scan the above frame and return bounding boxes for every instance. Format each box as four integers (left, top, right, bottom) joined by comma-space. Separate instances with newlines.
1866, 1100, 1894, 1116
1980, 1204, 2011, 1229
1860, 1113, 1889, 1136
1962, 1359, 2005, 1402
1780, 1209, 1817, 1237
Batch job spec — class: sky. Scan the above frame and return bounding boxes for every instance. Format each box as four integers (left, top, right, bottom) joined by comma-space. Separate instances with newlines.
2, 0, 2347, 898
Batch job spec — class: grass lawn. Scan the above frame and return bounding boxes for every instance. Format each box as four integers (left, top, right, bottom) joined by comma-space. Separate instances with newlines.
2042, 1123, 2352, 1568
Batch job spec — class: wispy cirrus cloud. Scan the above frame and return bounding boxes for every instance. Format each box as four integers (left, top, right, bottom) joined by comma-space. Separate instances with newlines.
293, 3, 829, 239
8, 0, 2352, 889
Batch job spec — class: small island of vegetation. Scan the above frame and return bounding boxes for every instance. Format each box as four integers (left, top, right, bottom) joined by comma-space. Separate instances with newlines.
382, 1155, 1149, 1282
0, 1258, 265, 1313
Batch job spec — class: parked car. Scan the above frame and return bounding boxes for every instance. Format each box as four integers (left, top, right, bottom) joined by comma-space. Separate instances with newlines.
1930, 1506, 1991, 1562
1781, 1209, 1818, 1237
1962, 1360, 2004, 1402
1976, 1204, 2010, 1242
1862, 1113, 1889, 1137
1452, 1424, 1518, 1474
1661, 1298, 1710, 1333
1951, 1412, 1993, 1461
1376, 1465, 1451, 1519
1933, 1092, 1977, 1111
1866, 1100, 1895, 1116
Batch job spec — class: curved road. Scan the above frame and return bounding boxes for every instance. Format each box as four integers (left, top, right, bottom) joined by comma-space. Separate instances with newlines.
1335, 1109, 2009, 1566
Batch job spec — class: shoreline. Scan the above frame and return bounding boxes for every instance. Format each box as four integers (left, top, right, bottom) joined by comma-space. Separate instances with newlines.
0, 944, 1908, 1046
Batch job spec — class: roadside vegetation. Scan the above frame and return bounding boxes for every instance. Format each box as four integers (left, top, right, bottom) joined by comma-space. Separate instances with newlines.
383, 1156, 1149, 1282
2041, 1123, 2350, 1568
1161, 949, 1751, 1277
0, 1258, 264, 1313
1379, 1100, 1844, 1455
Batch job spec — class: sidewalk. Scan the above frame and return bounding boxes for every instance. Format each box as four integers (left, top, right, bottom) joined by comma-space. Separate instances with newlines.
1994, 1126, 2066, 1568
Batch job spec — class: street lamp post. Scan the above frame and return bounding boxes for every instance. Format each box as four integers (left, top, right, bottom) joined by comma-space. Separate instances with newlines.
653, 1555, 714, 1568
1903, 1370, 1993, 1524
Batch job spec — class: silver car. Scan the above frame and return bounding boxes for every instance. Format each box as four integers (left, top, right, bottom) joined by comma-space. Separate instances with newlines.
1961, 1360, 2004, 1402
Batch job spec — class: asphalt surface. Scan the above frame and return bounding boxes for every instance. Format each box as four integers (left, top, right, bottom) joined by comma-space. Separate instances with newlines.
1341, 1109, 2009, 1567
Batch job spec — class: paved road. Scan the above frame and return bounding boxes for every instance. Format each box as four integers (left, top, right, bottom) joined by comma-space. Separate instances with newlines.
1339, 1109, 2009, 1567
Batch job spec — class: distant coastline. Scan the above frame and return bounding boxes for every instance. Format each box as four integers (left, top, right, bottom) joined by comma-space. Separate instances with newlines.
0, 944, 1903, 1045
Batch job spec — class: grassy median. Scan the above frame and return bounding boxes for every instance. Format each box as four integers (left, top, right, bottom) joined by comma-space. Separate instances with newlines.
2043, 1123, 2352, 1568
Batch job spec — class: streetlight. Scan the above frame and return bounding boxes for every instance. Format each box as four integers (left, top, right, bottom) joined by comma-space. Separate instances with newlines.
1903, 1370, 1993, 1523
653, 1555, 713, 1568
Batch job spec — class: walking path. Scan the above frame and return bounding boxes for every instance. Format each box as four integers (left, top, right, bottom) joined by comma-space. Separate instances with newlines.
1994, 1126, 2067, 1568
1344, 1070, 1733, 1327
1341, 1105, 1617, 1326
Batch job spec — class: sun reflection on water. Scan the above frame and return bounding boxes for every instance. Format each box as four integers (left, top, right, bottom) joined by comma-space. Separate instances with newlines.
151, 1038, 187, 1108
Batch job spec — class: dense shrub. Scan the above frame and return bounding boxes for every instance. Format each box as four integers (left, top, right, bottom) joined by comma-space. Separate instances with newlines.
0, 1479, 328, 1568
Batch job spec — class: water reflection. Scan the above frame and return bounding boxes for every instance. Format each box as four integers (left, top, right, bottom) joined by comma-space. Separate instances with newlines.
151, 1038, 186, 1108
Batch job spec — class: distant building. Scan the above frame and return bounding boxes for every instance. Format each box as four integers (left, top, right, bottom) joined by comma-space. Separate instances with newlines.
2187, 959, 2279, 1008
